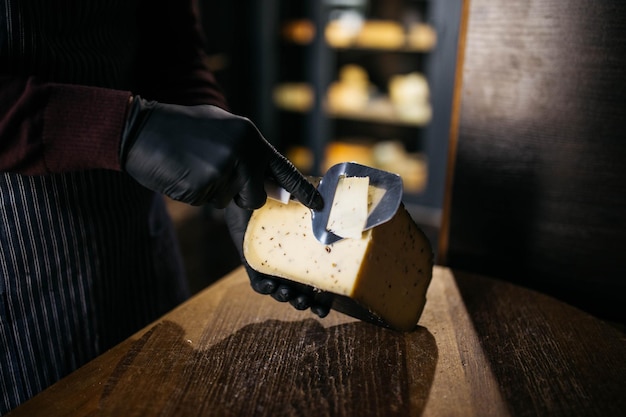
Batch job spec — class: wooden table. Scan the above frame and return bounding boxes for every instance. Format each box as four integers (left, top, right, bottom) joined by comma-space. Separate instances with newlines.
8, 266, 625, 417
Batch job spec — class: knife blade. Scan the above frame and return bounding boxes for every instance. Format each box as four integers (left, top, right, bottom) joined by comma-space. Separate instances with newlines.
266, 162, 403, 245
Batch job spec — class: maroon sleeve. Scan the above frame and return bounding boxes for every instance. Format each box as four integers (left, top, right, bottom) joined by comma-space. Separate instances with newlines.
0, 0, 227, 176
0, 76, 130, 175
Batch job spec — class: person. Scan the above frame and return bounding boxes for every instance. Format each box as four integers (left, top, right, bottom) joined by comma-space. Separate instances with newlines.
0, 0, 329, 413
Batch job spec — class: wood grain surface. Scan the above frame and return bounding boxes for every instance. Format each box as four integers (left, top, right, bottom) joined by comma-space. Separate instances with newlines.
6, 266, 625, 417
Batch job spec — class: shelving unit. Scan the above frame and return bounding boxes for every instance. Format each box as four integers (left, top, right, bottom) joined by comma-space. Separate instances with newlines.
251, 0, 464, 247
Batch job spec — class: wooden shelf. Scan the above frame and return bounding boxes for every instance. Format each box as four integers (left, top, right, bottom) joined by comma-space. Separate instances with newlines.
273, 93, 431, 127
330, 43, 435, 54
326, 98, 431, 126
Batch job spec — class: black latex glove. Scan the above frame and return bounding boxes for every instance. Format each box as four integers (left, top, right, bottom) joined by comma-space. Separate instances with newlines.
120, 96, 320, 209
121, 96, 330, 316
225, 202, 333, 319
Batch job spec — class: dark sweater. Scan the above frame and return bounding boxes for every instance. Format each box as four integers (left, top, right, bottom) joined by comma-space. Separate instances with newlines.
0, 0, 227, 175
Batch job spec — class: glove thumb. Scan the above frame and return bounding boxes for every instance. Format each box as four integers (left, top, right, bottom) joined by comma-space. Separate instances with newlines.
269, 153, 323, 211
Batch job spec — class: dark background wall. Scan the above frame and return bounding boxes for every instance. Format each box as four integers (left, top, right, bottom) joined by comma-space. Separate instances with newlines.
443, 1, 626, 323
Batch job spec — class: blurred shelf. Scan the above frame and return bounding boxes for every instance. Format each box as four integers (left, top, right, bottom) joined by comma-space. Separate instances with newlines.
255, 0, 464, 226
283, 18, 437, 52
326, 98, 431, 126
273, 82, 432, 127
331, 44, 434, 53
275, 99, 431, 127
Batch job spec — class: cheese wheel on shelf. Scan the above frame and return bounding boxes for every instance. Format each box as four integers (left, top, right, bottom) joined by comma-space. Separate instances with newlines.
355, 20, 406, 49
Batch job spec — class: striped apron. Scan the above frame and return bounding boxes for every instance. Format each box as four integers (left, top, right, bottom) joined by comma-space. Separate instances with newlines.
0, 170, 189, 413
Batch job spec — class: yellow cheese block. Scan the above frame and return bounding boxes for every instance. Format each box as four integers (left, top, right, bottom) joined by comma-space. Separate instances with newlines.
243, 198, 433, 331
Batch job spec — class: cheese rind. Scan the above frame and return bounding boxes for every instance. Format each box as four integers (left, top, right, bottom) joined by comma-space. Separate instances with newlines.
243, 198, 433, 331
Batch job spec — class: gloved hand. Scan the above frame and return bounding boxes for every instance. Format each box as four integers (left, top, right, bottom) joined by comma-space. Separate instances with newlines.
121, 95, 331, 316
120, 96, 319, 209
225, 201, 333, 318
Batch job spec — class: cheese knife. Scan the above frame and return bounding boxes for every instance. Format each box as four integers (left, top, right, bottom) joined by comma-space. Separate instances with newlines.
266, 162, 403, 245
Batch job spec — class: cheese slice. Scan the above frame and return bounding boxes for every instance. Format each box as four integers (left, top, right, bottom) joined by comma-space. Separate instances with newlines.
243, 197, 433, 331
327, 176, 369, 239
367, 184, 386, 214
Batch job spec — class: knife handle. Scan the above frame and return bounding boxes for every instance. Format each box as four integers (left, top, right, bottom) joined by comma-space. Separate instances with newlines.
264, 179, 291, 204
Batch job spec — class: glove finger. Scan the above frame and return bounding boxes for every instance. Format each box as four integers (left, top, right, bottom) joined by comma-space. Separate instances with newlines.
242, 253, 279, 294
289, 294, 312, 311
310, 291, 334, 318
268, 153, 323, 211
311, 304, 331, 318
271, 284, 295, 302
209, 170, 242, 209
224, 201, 252, 258
248, 270, 278, 295
234, 173, 267, 210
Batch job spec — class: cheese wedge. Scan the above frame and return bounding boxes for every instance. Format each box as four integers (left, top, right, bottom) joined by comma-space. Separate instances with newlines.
243, 198, 433, 331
